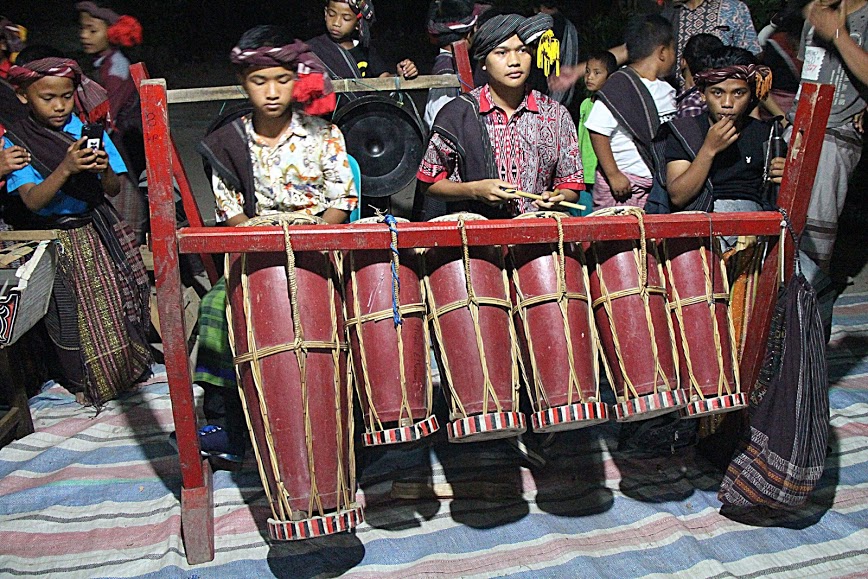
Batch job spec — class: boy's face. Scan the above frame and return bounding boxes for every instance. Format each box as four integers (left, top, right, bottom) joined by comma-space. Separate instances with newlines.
702, 78, 752, 123
584, 59, 609, 92
660, 41, 676, 76
79, 12, 110, 55
484, 35, 532, 90
17, 76, 76, 129
325, 1, 358, 42
240, 66, 296, 120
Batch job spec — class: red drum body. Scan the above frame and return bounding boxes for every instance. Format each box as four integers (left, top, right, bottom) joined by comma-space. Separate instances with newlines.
424, 213, 526, 442
662, 238, 746, 417
227, 213, 362, 541
344, 217, 438, 446
587, 211, 687, 421
510, 212, 608, 432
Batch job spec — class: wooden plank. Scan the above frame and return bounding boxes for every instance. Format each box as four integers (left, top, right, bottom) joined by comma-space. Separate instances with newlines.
166, 74, 461, 104
0, 230, 58, 242
451, 41, 474, 93
176, 212, 783, 254
737, 82, 834, 393
131, 63, 219, 285
140, 78, 214, 564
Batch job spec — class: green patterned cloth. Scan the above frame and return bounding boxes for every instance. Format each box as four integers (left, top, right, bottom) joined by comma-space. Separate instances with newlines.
193, 278, 236, 388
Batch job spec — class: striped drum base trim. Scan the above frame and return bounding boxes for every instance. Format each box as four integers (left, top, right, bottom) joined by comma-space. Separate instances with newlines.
447, 411, 527, 443
363, 414, 440, 446
532, 402, 610, 433
614, 390, 689, 422
682, 392, 748, 418
267, 504, 364, 541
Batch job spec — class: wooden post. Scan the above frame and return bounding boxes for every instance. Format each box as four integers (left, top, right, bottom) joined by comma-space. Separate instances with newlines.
737, 82, 834, 392
130, 63, 219, 285
451, 40, 474, 93
140, 79, 214, 564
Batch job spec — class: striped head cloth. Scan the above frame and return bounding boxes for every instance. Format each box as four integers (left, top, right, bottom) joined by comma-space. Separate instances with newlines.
472, 13, 552, 61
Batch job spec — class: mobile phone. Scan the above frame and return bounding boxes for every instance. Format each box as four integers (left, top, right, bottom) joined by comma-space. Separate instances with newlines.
80, 123, 104, 151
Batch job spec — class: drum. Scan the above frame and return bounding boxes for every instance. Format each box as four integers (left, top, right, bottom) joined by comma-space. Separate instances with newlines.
226, 213, 362, 541
344, 216, 439, 445
333, 95, 426, 198
662, 237, 746, 417
510, 212, 608, 432
424, 213, 526, 442
587, 208, 687, 421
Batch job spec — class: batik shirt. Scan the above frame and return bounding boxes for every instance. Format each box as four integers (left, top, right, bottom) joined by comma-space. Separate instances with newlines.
665, 0, 761, 86
212, 111, 357, 222
418, 86, 583, 214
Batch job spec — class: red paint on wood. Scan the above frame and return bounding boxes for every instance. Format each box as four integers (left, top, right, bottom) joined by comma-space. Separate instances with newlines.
451, 41, 474, 93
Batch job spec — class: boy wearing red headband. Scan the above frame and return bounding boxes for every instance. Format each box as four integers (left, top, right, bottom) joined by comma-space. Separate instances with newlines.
186, 26, 356, 467
76, 1, 147, 243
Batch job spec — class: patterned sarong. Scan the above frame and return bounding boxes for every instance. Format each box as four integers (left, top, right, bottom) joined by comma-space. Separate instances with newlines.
193, 278, 235, 389
45, 203, 152, 407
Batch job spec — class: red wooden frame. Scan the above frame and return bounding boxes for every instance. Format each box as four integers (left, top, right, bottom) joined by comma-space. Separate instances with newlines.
139, 77, 833, 564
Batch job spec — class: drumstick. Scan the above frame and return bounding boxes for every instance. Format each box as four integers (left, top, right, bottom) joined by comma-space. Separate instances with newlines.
501, 188, 586, 212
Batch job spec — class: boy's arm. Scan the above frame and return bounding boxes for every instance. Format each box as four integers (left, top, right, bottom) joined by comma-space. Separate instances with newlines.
589, 131, 632, 199
667, 117, 738, 208
15, 138, 101, 211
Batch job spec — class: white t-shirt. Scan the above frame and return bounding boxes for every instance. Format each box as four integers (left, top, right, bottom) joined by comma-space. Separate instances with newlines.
584, 77, 676, 178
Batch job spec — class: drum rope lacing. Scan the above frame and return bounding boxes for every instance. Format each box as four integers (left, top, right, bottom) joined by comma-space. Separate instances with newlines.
346, 215, 430, 431
588, 207, 677, 402
511, 212, 598, 409
663, 213, 741, 401
228, 214, 355, 523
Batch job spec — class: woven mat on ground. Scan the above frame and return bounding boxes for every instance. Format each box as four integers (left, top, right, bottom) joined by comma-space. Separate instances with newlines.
1, 294, 867, 578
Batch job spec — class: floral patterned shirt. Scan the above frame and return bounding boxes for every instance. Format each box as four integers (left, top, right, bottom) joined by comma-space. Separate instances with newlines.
212, 111, 357, 222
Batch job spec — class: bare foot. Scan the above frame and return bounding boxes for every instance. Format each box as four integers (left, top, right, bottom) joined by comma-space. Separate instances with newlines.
75, 392, 88, 406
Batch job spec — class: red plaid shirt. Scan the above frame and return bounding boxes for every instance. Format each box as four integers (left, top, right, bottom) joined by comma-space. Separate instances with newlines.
418, 86, 583, 214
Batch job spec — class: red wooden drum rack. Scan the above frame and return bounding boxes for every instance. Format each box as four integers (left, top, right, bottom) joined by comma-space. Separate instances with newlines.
139, 78, 833, 564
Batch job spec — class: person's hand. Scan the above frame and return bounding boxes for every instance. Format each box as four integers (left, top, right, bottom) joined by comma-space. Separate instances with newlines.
472, 179, 519, 206
853, 108, 866, 133
702, 117, 739, 155
60, 138, 106, 176
88, 148, 110, 173
534, 190, 566, 210
809, 0, 847, 41
606, 171, 633, 201
398, 59, 418, 79
548, 63, 584, 92
0, 144, 30, 177
769, 156, 786, 183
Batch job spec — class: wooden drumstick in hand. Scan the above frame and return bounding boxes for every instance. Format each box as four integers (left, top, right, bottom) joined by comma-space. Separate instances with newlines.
501, 188, 586, 212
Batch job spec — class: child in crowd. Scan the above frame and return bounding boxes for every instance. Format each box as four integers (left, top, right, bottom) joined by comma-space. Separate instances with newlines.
585, 15, 677, 209
307, 0, 418, 105
577, 51, 617, 215
190, 26, 357, 466
423, 0, 478, 129
676, 33, 723, 119
0, 18, 28, 125
75, 1, 147, 244
3, 48, 151, 407
418, 13, 583, 219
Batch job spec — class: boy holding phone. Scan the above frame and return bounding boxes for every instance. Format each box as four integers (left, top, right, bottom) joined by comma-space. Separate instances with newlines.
2, 51, 151, 408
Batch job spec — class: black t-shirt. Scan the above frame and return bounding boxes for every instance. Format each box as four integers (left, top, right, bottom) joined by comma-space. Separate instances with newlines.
348, 44, 389, 78
664, 115, 773, 202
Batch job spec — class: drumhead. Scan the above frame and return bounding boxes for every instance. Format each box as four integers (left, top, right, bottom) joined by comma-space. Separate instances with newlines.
240, 212, 326, 227
514, 211, 571, 220
333, 95, 426, 198
353, 216, 410, 224
428, 212, 488, 222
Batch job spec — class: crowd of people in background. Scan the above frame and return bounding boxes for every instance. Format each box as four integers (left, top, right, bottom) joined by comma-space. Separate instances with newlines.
0, 0, 866, 464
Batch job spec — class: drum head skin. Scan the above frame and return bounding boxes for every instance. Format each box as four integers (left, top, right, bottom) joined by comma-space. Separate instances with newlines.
333, 95, 426, 198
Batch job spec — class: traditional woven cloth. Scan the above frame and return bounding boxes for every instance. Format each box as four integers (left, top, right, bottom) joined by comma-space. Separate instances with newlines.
471, 13, 553, 60
341, 0, 376, 47
7, 57, 110, 123
427, 0, 477, 46
75, 3, 143, 47
44, 204, 152, 407
693, 64, 773, 101
0, 17, 26, 54
194, 278, 236, 389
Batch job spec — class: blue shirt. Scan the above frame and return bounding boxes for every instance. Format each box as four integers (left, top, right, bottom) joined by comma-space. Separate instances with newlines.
4, 115, 127, 216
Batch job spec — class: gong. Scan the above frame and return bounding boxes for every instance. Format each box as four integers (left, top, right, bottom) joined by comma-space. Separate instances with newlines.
333, 95, 426, 198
